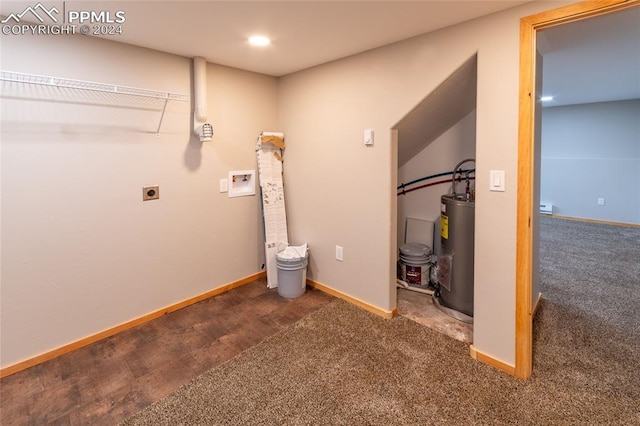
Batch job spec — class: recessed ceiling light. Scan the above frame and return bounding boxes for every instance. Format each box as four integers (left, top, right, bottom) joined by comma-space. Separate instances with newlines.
249, 36, 270, 47
540, 96, 554, 102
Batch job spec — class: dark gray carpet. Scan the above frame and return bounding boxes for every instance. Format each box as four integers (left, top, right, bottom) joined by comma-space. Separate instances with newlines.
538, 216, 639, 337
123, 217, 639, 425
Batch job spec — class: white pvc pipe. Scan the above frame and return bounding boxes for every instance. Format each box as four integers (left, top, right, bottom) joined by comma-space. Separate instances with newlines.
396, 279, 434, 295
193, 56, 207, 123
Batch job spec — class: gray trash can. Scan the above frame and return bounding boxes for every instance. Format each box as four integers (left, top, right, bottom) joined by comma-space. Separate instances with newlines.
276, 247, 309, 298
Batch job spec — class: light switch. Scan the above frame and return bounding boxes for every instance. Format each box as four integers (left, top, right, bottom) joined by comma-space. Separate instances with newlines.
490, 170, 506, 192
364, 129, 374, 146
219, 178, 228, 193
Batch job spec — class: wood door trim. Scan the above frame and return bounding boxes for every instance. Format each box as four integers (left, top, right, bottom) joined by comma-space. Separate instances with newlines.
515, 0, 639, 379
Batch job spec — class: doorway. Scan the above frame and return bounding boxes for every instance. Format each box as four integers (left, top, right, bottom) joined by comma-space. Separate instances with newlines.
394, 55, 478, 343
515, 0, 639, 379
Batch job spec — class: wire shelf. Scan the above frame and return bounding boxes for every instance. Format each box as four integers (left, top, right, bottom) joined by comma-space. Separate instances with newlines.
0, 70, 189, 134
0, 70, 189, 101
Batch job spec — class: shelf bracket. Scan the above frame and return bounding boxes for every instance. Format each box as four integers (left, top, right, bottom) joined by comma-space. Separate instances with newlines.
156, 96, 170, 137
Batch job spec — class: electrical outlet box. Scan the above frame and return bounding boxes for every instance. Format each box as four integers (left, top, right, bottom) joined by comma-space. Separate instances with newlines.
220, 178, 228, 193
597, 198, 605, 206
540, 203, 553, 215
336, 245, 343, 262
143, 185, 159, 201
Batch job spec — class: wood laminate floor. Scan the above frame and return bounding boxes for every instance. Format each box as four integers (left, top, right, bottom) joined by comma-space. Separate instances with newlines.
0, 278, 334, 425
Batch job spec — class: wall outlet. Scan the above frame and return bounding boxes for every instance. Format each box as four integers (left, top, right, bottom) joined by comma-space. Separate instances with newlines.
597, 198, 605, 206
335, 245, 344, 262
220, 178, 228, 193
143, 185, 159, 201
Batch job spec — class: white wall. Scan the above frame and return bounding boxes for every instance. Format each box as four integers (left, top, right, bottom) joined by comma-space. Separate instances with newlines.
278, 1, 566, 366
1, 33, 277, 367
541, 99, 640, 224
397, 111, 476, 250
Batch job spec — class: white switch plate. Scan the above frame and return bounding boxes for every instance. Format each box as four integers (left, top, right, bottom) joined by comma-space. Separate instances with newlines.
597, 198, 605, 206
219, 178, 228, 193
364, 129, 374, 146
489, 170, 506, 192
336, 245, 344, 262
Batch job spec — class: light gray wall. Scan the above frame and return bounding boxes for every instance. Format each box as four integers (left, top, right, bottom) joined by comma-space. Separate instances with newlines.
1, 34, 277, 367
1, 1, 570, 370
278, 1, 566, 366
541, 99, 640, 224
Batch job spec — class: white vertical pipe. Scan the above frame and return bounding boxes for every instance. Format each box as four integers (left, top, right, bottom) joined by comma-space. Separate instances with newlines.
193, 56, 207, 123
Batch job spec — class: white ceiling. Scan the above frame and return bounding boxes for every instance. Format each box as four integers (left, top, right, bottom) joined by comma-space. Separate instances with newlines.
539, 6, 640, 107
1, 1, 638, 106
1, 0, 528, 76
91, 0, 534, 76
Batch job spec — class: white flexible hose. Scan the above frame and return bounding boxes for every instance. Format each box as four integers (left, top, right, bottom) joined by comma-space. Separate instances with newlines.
396, 279, 434, 295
